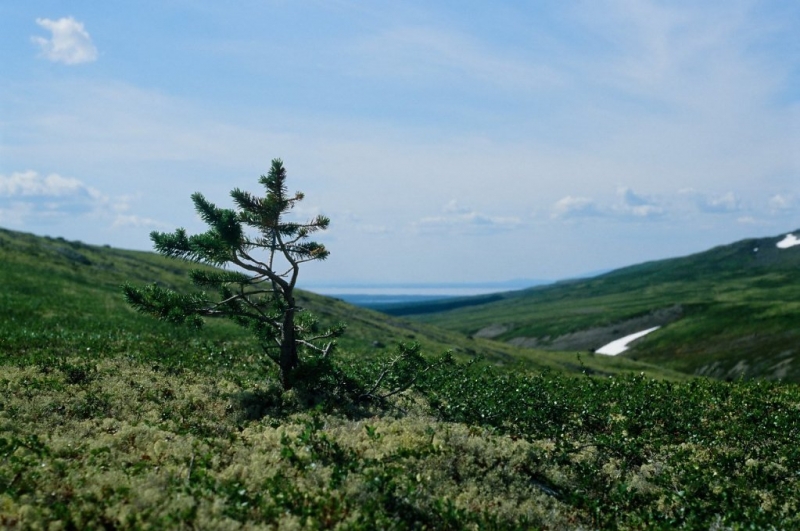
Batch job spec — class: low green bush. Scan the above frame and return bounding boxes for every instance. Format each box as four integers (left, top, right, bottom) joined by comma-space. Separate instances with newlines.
419, 360, 800, 528
2, 346, 798, 529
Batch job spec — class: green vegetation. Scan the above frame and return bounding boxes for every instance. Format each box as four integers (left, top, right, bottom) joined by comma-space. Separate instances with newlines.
0, 227, 680, 380
2, 227, 799, 528
398, 232, 800, 382
3, 346, 799, 528
124, 160, 343, 390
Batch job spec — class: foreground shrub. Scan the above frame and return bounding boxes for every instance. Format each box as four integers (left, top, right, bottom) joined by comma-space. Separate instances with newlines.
420, 360, 800, 529
0, 358, 577, 530
2, 351, 798, 529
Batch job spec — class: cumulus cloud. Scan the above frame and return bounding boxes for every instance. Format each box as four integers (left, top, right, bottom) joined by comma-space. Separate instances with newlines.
111, 214, 165, 229
0, 170, 111, 222
1, 170, 172, 235
613, 187, 664, 218
553, 188, 668, 221
0, 170, 93, 197
680, 189, 742, 214
551, 196, 602, 219
32, 17, 98, 65
768, 193, 795, 213
697, 191, 740, 213
415, 200, 521, 233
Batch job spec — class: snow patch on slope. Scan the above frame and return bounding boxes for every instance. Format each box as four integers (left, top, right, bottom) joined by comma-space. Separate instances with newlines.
596, 326, 661, 356
776, 234, 800, 249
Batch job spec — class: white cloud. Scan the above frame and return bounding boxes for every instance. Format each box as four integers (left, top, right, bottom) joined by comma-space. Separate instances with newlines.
680, 189, 742, 214
0, 170, 118, 222
697, 191, 740, 213
552, 188, 665, 220
32, 17, 98, 65
353, 26, 562, 92
0, 170, 174, 241
554, 185, 789, 225
613, 187, 664, 218
0, 170, 92, 197
768, 193, 795, 213
551, 196, 602, 219
415, 200, 521, 233
112, 214, 165, 229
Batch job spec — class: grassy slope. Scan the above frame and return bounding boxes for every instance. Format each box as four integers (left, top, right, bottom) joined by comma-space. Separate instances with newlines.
399, 231, 800, 382
2, 227, 799, 529
0, 227, 684, 380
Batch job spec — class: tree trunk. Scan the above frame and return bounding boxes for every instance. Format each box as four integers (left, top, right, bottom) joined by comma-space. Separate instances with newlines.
279, 301, 298, 390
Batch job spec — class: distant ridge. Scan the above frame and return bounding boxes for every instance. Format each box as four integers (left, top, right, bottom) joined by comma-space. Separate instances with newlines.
308, 279, 552, 311
305, 278, 550, 294
400, 229, 800, 382
0, 226, 684, 380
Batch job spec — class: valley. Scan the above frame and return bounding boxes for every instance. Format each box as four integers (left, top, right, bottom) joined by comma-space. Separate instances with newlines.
2, 226, 799, 529
387, 230, 800, 382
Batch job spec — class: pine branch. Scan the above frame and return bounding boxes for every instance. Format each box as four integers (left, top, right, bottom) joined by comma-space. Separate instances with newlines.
189, 269, 251, 287
230, 188, 262, 213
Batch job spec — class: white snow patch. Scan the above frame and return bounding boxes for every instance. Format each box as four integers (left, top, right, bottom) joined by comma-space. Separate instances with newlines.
776, 234, 800, 249
596, 326, 660, 356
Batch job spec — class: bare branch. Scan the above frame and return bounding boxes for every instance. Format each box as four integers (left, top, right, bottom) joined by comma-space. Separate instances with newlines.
230, 254, 289, 292
360, 354, 403, 400
237, 249, 274, 277
297, 340, 335, 358
299, 332, 338, 343
360, 352, 449, 402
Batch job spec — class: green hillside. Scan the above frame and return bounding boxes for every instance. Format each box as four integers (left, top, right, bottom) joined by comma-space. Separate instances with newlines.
2, 227, 799, 529
397, 231, 800, 382
0, 227, 682, 380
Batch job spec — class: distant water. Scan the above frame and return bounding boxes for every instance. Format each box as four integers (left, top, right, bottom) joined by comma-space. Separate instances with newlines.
329, 294, 457, 307
308, 287, 513, 308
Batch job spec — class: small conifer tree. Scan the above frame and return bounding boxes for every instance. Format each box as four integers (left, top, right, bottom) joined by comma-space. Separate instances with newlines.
123, 159, 344, 390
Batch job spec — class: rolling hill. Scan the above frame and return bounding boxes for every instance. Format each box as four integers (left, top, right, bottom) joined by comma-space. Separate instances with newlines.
0, 227, 682, 379
392, 230, 800, 382
3, 227, 799, 529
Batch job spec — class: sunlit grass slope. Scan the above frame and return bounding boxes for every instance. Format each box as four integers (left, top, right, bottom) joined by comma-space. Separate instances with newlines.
397, 230, 800, 382
0, 227, 683, 379
2, 227, 799, 529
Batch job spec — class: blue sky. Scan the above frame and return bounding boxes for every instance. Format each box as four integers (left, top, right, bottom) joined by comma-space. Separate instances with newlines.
1, 1, 799, 287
